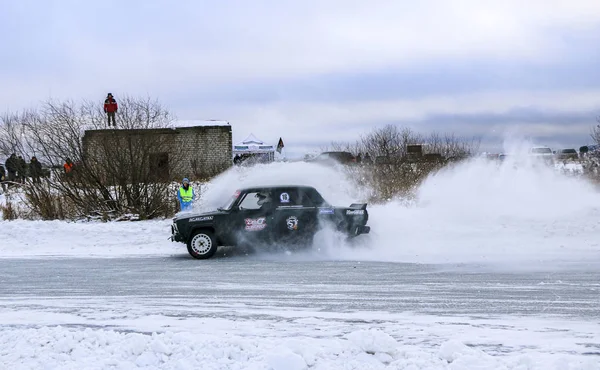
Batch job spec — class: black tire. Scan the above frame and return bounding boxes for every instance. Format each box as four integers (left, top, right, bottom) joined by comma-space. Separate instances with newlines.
187, 229, 218, 259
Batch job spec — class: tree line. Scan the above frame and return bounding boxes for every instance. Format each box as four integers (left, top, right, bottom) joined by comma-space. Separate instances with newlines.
321, 124, 481, 202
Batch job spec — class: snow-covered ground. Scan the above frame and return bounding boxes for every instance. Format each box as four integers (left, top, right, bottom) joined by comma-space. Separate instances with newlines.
1, 153, 599, 369
1, 257, 599, 370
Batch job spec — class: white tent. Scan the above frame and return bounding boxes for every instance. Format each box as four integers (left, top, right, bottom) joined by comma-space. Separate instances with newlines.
233, 133, 275, 163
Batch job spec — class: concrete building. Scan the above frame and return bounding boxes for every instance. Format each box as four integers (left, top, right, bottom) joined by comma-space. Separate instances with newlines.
82, 122, 232, 181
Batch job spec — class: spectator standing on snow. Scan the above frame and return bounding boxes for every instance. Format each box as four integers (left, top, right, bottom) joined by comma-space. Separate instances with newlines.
0, 164, 6, 192
104, 93, 118, 127
17, 155, 27, 183
63, 158, 74, 175
177, 178, 195, 212
29, 156, 42, 184
5, 153, 17, 184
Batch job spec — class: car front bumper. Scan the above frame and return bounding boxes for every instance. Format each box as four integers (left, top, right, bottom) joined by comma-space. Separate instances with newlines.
170, 223, 184, 242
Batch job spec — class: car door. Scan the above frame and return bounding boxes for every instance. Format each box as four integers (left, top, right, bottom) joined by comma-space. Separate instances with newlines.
230, 189, 276, 245
272, 187, 319, 243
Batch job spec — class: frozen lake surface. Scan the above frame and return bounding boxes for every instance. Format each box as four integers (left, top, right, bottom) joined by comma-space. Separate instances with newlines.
1, 256, 599, 369
2, 257, 599, 318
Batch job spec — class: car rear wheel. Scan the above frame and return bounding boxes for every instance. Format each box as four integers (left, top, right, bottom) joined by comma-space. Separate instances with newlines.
187, 229, 217, 259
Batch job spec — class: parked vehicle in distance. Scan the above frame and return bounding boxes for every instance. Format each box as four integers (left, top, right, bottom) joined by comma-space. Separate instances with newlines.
306, 151, 357, 165
170, 185, 371, 259
528, 146, 554, 164
529, 146, 553, 155
555, 148, 578, 161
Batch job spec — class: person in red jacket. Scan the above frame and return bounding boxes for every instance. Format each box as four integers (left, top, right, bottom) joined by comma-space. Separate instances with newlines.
104, 93, 118, 127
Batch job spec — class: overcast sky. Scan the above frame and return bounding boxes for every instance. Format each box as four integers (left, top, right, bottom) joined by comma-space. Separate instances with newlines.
2, 0, 600, 157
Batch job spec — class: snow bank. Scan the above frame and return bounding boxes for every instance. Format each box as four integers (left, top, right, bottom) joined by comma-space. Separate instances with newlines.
169, 119, 230, 128
1, 326, 597, 370
0, 219, 177, 258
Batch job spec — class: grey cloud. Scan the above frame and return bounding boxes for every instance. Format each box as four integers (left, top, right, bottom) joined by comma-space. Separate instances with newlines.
2, 1, 600, 157
370, 109, 599, 153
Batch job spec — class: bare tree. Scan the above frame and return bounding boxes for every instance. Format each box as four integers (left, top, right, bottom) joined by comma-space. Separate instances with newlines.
592, 116, 600, 145
1, 96, 186, 220
321, 123, 480, 202
0, 112, 30, 157
325, 141, 356, 153
357, 125, 424, 159
425, 132, 480, 159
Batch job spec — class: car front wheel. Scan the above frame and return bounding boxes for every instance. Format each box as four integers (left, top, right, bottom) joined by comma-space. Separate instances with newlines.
187, 229, 218, 259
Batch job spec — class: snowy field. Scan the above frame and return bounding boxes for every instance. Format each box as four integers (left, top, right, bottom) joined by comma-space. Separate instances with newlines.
1, 155, 600, 369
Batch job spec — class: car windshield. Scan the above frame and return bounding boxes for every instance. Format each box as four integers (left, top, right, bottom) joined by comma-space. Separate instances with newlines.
219, 190, 241, 211
532, 148, 551, 153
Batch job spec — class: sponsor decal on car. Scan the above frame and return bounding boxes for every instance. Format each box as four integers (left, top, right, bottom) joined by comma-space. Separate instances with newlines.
319, 208, 335, 214
245, 217, 266, 231
346, 209, 365, 215
189, 216, 213, 222
286, 216, 299, 230
279, 192, 290, 203
277, 205, 305, 211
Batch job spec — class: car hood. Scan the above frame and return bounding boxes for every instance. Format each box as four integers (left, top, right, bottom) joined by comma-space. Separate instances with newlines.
173, 209, 227, 222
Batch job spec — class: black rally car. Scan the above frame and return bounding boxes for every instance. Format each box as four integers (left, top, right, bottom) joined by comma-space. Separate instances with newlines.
170, 185, 371, 259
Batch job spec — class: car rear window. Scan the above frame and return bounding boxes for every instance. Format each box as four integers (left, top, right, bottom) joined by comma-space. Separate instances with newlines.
531, 148, 551, 153
276, 188, 324, 207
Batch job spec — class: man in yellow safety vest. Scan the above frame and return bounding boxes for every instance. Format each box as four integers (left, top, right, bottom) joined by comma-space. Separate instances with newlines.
177, 178, 195, 211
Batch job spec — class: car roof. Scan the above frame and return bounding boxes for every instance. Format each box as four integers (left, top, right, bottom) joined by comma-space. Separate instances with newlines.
238, 185, 318, 192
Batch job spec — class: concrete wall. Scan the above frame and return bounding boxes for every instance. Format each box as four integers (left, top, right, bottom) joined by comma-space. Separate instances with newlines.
82, 125, 232, 181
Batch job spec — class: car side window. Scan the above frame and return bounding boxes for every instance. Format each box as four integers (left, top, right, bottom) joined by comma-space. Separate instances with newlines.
305, 188, 328, 207
238, 191, 271, 210
277, 189, 300, 206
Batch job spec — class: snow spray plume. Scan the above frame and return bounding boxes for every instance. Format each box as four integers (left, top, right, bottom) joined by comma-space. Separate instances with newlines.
335, 138, 600, 268
193, 161, 370, 212
190, 143, 600, 268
